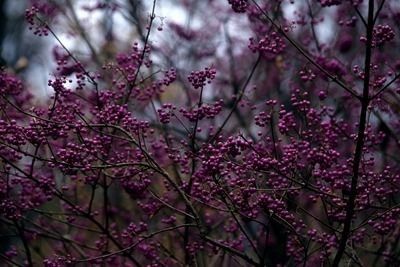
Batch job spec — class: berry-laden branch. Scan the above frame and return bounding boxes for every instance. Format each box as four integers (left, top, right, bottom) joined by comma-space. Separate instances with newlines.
1, 0, 400, 266
250, 0, 360, 99
333, 0, 375, 265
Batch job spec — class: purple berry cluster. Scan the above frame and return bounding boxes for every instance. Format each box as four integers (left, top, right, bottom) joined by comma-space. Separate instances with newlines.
228, 0, 249, 13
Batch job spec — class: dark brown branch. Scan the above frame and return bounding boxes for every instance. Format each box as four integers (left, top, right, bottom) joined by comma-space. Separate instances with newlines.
332, 0, 375, 265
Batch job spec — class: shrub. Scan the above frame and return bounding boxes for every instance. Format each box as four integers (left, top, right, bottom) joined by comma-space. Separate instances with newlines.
1, 0, 400, 266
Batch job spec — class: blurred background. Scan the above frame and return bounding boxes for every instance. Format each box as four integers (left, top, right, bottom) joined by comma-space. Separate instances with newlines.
0, 0, 333, 98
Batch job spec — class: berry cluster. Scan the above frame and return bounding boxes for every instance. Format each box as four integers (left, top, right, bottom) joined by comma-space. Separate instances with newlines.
317, 0, 342, 7
227, 0, 249, 13
249, 32, 286, 57
360, 24, 395, 47
187, 67, 217, 89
